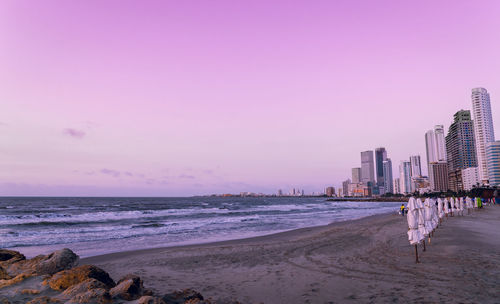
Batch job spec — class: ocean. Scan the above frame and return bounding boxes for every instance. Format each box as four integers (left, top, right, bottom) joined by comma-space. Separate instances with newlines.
0, 197, 401, 258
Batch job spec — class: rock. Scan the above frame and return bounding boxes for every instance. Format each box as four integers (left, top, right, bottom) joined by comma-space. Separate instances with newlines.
21, 289, 41, 295
26, 296, 61, 304
35, 248, 79, 275
138, 296, 167, 304
162, 289, 205, 304
0, 266, 11, 280
62, 278, 108, 298
109, 274, 144, 300
0, 249, 25, 264
47, 265, 115, 291
0, 273, 33, 288
65, 288, 111, 304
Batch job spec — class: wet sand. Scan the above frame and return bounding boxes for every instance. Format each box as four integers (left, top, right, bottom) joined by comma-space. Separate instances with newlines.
82, 205, 500, 303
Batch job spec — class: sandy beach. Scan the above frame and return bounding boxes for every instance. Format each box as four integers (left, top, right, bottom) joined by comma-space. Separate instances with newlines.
81, 205, 500, 303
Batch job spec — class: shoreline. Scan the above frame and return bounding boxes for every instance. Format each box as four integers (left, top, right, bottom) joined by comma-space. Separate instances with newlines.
81, 206, 500, 303
81, 212, 393, 263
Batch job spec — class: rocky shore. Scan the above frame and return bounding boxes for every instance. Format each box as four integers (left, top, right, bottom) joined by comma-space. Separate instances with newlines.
0, 248, 236, 304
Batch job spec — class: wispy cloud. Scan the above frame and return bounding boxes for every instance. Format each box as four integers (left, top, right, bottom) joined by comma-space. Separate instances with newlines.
178, 174, 195, 179
63, 128, 85, 139
100, 168, 121, 178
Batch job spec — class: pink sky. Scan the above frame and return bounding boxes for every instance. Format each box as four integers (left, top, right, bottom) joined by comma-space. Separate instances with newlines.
1, 0, 500, 196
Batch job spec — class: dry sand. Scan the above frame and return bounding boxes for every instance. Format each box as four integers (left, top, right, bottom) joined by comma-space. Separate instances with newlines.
83, 205, 500, 303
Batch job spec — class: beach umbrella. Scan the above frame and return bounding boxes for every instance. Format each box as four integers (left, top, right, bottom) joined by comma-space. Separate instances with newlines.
416, 198, 427, 251
430, 198, 439, 229
466, 197, 473, 214
459, 197, 465, 216
406, 197, 421, 263
450, 197, 456, 216
444, 197, 450, 216
437, 198, 444, 222
423, 198, 434, 240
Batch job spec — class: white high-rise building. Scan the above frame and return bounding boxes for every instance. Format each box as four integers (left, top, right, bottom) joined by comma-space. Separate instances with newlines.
425, 125, 447, 165
462, 167, 479, 191
486, 141, 500, 186
471, 87, 495, 183
409, 155, 422, 177
393, 178, 401, 194
399, 161, 412, 194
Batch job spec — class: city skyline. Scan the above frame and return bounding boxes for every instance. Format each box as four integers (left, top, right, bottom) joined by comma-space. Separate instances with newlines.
2, 1, 500, 196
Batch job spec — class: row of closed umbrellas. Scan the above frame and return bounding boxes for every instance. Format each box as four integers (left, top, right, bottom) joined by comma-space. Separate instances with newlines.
406, 196, 484, 263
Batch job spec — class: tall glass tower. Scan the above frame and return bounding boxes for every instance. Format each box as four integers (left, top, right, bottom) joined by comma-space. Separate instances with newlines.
471, 88, 495, 183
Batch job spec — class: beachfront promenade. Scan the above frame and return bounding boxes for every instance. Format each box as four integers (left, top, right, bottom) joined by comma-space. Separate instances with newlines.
81, 204, 500, 303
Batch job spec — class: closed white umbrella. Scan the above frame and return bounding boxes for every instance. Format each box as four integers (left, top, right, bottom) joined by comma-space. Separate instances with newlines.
407, 197, 421, 263
450, 197, 456, 216
466, 197, 473, 214
437, 198, 444, 221
430, 198, 439, 229
444, 197, 450, 216
459, 197, 465, 216
423, 198, 434, 239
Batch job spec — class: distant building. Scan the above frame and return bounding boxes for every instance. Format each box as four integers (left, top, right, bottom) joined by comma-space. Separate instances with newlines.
393, 178, 401, 194
348, 183, 364, 197
325, 187, 334, 197
409, 155, 422, 192
375, 147, 387, 193
445, 110, 477, 192
361, 151, 375, 185
351, 167, 361, 184
462, 167, 479, 191
471, 88, 495, 183
342, 179, 351, 197
412, 176, 430, 194
382, 158, 393, 194
409, 155, 422, 177
486, 141, 500, 186
399, 161, 412, 194
337, 187, 343, 197
429, 162, 449, 192
425, 125, 447, 165
277, 189, 283, 196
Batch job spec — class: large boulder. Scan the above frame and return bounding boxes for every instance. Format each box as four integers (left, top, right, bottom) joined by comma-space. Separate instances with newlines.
47, 265, 115, 291
0, 250, 25, 265
35, 248, 79, 275
109, 274, 144, 300
26, 296, 61, 304
61, 278, 108, 298
66, 288, 111, 304
162, 289, 205, 304
138, 296, 167, 304
3, 249, 78, 277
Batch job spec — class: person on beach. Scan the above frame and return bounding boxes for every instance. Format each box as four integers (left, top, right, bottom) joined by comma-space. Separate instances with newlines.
400, 204, 405, 216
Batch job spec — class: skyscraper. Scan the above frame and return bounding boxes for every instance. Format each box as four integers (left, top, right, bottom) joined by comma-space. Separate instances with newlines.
486, 141, 500, 186
393, 178, 401, 194
351, 168, 361, 184
425, 125, 447, 165
409, 155, 422, 177
360, 151, 375, 185
375, 147, 387, 192
382, 158, 393, 194
399, 161, 412, 194
471, 87, 495, 183
428, 162, 449, 192
445, 110, 477, 192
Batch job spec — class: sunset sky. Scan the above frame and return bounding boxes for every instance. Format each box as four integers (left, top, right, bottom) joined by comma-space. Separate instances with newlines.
1, 0, 500, 196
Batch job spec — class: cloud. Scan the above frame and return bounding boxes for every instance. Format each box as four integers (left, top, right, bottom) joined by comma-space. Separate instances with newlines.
178, 174, 195, 179
63, 128, 85, 139
100, 168, 121, 178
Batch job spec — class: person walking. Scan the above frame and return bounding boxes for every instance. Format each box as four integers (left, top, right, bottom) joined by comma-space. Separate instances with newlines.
400, 203, 405, 216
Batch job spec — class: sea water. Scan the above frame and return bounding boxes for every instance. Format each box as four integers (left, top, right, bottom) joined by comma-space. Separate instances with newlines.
0, 197, 400, 258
